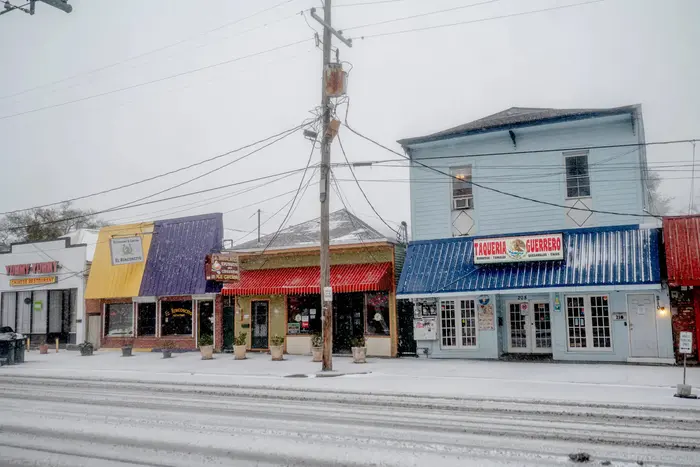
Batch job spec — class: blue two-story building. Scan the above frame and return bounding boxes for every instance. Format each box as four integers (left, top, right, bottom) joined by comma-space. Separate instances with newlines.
397, 105, 674, 364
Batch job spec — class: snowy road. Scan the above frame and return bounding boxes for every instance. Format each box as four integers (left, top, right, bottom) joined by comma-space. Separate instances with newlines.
1, 375, 700, 466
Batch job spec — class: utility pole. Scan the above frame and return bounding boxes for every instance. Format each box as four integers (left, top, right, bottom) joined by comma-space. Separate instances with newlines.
257, 209, 261, 244
310, 1, 351, 372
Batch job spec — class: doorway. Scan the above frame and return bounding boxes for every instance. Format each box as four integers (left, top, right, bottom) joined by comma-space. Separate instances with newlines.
506, 301, 552, 353
333, 293, 364, 353
197, 300, 214, 347
251, 300, 269, 350
627, 294, 658, 358
223, 296, 235, 352
87, 314, 101, 349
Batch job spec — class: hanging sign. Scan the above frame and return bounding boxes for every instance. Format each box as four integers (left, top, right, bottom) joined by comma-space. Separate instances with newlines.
473, 233, 564, 264
110, 237, 144, 265
679, 331, 693, 354
205, 253, 240, 281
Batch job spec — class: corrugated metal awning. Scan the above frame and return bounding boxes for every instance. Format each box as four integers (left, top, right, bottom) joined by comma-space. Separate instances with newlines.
222, 262, 392, 296
398, 225, 661, 297
663, 216, 700, 286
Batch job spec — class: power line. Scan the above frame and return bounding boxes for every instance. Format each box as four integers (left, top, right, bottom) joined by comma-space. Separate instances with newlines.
0, 0, 299, 101
343, 122, 658, 219
337, 134, 398, 235
0, 2, 29, 16
0, 120, 313, 215
350, 0, 604, 40
342, 0, 498, 31
0, 37, 312, 121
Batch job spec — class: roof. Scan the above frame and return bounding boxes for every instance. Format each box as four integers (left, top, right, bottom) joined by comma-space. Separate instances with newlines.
139, 213, 223, 297
60, 228, 99, 262
233, 209, 393, 252
663, 215, 700, 286
398, 224, 660, 296
222, 262, 392, 296
398, 105, 640, 147
85, 222, 155, 299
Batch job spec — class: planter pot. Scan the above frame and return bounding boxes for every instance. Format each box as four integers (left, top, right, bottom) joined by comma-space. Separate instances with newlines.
39, 344, 48, 355
200, 345, 214, 360
270, 345, 284, 361
162, 350, 172, 359
80, 347, 93, 356
234, 345, 247, 360
312, 347, 323, 362
121, 347, 133, 357
351, 346, 367, 364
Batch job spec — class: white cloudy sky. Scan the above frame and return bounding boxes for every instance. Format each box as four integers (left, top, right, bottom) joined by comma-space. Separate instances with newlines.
0, 0, 698, 242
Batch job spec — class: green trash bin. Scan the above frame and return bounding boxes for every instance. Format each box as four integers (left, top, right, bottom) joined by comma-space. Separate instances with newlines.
13, 338, 25, 364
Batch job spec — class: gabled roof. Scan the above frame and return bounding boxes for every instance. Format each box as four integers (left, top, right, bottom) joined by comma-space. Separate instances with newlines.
232, 209, 393, 252
398, 105, 641, 147
139, 213, 223, 296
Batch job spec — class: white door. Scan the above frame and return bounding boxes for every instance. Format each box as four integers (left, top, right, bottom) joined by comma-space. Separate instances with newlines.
507, 301, 552, 353
627, 294, 658, 358
87, 315, 101, 349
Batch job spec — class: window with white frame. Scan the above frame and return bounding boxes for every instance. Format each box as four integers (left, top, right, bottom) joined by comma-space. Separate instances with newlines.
440, 299, 477, 348
566, 295, 611, 350
565, 152, 591, 198
451, 166, 473, 210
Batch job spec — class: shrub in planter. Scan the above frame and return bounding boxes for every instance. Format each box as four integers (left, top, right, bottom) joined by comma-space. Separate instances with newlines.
233, 332, 247, 360
311, 333, 323, 362
351, 335, 366, 364
199, 335, 214, 360
161, 340, 176, 359
121, 338, 134, 357
78, 341, 94, 356
270, 334, 284, 361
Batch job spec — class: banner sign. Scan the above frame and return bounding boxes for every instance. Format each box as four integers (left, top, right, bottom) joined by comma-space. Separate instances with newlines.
10, 276, 57, 287
474, 233, 564, 264
205, 253, 240, 281
6, 261, 58, 276
110, 237, 144, 265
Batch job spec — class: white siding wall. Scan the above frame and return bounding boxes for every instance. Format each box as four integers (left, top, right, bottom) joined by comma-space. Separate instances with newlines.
409, 115, 649, 241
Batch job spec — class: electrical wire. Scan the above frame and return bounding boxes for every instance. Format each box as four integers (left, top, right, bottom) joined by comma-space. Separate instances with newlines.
0, 37, 312, 121
0, 1, 29, 16
350, 0, 604, 40
343, 122, 659, 219
690, 142, 697, 214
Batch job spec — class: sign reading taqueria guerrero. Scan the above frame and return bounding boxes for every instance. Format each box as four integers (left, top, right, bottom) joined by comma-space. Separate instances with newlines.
473, 233, 564, 264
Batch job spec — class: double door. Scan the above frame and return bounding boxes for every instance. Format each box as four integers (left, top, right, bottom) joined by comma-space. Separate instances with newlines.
507, 300, 552, 353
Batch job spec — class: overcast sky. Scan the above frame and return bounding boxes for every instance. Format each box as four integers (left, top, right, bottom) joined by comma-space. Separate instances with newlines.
1, 0, 698, 242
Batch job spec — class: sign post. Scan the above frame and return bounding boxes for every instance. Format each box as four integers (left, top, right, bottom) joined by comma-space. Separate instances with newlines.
675, 332, 696, 399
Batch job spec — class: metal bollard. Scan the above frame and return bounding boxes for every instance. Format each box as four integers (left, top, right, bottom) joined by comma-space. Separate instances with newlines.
26, 337, 30, 351
55, 338, 59, 353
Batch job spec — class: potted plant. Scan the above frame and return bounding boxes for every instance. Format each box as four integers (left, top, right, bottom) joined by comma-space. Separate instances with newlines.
78, 341, 94, 356
234, 332, 247, 360
351, 335, 366, 364
121, 338, 134, 357
39, 343, 49, 355
311, 333, 323, 362
270, 334, 284, 361
199, 335, 214, 360
161, 340, 175, 359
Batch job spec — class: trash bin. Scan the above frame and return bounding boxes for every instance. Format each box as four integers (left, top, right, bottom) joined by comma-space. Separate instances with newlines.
13, 338, 25, 364
0, 340, 10, 366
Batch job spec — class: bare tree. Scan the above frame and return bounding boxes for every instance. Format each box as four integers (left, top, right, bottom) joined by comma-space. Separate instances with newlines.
647, 171, 674, 216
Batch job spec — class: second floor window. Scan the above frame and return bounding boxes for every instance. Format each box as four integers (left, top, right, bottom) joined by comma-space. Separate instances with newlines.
451, 166, 473, 209
565, 152, 591, 198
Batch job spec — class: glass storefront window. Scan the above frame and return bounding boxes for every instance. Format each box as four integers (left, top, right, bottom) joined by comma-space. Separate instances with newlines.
366, 292, 390, 336
105, 303, 133, 337
137, 302, 157, 336
161, 300, 193, 336
287, 294, 322, 335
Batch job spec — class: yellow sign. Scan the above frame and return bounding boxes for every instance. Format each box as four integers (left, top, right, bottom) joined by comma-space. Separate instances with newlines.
9, 276, 58, 287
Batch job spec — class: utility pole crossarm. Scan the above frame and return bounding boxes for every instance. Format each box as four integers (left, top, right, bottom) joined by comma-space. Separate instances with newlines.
310, 7, 353, 48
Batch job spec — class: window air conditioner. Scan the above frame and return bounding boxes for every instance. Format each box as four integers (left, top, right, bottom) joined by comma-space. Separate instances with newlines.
453, 196, 473, 210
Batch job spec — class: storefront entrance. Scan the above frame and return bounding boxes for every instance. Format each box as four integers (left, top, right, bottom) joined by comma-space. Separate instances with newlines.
197, 300, 214, 347
506, 301, 552, 353
627, 294, 658, 358
251, 300, 269, 350
333, 293, 364, 353
223, 296, 235, 351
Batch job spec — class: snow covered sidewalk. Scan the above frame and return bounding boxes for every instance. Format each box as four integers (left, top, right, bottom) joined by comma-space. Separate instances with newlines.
2, 349, 699, 409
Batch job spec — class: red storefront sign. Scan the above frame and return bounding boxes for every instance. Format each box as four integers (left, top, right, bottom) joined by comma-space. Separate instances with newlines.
5, 261, 58, 276
473, 234, 563, 264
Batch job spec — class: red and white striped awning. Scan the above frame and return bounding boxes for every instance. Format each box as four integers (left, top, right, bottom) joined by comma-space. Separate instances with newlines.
222, 262, 392, 296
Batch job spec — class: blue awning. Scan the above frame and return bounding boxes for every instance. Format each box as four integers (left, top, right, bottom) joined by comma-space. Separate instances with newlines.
398, 225, 661, 297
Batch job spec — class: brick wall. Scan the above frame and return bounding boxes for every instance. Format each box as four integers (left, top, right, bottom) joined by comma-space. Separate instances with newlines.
215, 294, 223, 352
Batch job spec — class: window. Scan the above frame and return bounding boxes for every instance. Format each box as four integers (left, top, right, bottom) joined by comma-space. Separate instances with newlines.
104, 303, 133, 337
287, 294, 322, 334
366, 292, 390, 336
565, 152, 591, 198
161, 300, 192, 336
451, 166, 473, 210
137, 302, 157, 336
566, 295, 611, 350
440, 299, 477, 348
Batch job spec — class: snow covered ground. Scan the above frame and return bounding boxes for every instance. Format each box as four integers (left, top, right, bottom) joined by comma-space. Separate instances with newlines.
1, 351, 700, 466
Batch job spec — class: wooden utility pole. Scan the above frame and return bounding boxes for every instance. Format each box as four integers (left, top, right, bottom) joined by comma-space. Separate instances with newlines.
257, 209, 261, 244
310, 1, 351, 371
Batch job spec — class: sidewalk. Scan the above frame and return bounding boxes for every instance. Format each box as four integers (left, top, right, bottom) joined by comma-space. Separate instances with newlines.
2, 349, 699, 409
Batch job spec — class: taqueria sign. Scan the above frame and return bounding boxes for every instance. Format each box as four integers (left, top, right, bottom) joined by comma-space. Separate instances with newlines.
473, 233, 564, 264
